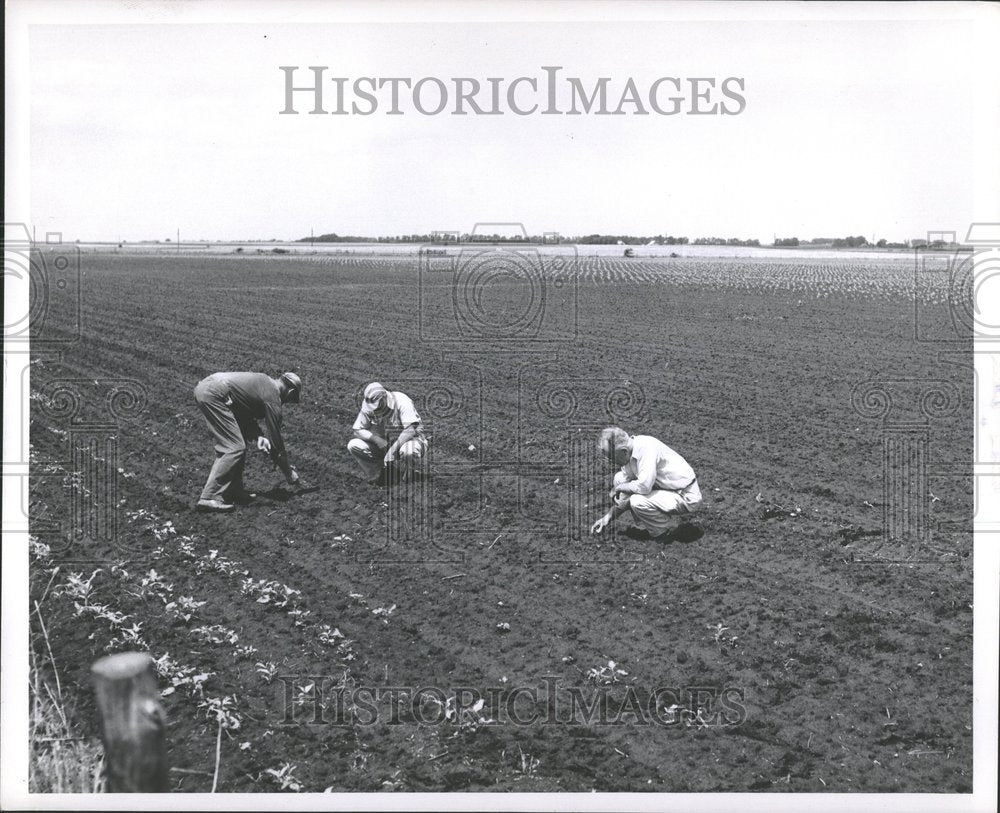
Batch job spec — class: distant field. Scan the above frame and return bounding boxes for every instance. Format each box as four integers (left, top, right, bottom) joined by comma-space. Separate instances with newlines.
29, 251, 972, 792
69, 240, 930, 261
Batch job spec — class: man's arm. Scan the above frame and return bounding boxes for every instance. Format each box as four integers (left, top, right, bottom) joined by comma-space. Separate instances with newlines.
384, 422, 419, 461
590, 494, 630, 535
353, 427, 389, 448
384, 396, 421, 462
263, 404, 298, 484
612, 454, 655, 496
352, 412, 388, 449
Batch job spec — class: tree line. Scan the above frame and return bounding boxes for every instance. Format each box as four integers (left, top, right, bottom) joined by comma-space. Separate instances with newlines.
775, 235, 955, 249
301, 232, 748, 246
300, 232, 955, 248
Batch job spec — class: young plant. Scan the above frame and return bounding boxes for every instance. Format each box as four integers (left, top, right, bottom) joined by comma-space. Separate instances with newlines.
317, 624, 344, 646
371, 604, 396, 625
149, 521, 177, 543
291, 682, 315, 712
199, 695, 243, 731
191, 624, 240, 646
708, 622, 739, 647
443, 696, 494, 733
264, 763, 303, 792
515, 745, 540, 779
59, 570, 103, 607
164, 595, 207, 624
28, 536, 52, 560
104, 622, 146, 653
586, 660, 628, 686
136, 569, 174, 601
287, 609, 312, 627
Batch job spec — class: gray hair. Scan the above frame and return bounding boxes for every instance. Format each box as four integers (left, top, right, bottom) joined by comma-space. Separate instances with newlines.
597, 426, 630, 456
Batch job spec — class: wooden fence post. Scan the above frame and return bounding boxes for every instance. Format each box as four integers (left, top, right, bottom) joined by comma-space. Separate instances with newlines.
91, 652, 168, 792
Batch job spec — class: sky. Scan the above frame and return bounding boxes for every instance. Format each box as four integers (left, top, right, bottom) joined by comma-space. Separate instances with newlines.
16, 2, 1000, 243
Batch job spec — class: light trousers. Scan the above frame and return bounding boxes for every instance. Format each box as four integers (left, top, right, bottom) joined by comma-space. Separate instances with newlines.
614, 470, 702, 536
348, 436, 427, 478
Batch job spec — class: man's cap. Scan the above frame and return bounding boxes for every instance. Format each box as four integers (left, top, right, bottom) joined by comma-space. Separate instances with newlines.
363, 382, 388, 406
280, 372, 302, 402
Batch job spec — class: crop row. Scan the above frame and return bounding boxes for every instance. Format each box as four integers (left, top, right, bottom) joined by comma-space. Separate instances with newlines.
27, 448, 370, 791
255, 254, 952, 303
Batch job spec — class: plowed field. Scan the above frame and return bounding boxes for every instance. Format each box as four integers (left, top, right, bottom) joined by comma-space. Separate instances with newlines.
28, 249, 973, 792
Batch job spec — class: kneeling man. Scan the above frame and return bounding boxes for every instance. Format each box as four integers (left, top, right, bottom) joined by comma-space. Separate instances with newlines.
348, 382, 428, 484
590, 426, 702, 539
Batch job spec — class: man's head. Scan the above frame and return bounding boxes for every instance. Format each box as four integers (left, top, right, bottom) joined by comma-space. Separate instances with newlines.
363, 382, 391, 418
598, 426, 632, 467
279, 372, 302, 404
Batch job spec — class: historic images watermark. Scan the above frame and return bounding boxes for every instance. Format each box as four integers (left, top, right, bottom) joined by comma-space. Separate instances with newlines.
2, 222, 81, 354
28, 378, 149, 563
849, 377, 962, 564
279, 68, 746, 117
845, 225, 999, 563
417, 225, 578, 346
276, 677, 748, 730
912, 224, 1000, 345
3, 222, 150, 562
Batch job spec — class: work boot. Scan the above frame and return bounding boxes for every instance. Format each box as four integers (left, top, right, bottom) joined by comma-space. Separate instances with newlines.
197, 498, 235, 512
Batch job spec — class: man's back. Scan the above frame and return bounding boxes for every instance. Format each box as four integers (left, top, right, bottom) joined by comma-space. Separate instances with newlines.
211, 372, 280, 418
629, 434, 695, 490
202, 372, 286, 454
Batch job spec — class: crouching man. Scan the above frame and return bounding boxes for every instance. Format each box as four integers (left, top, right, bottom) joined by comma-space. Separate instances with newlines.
348, 382, 428, 484
590, 426, 702, 540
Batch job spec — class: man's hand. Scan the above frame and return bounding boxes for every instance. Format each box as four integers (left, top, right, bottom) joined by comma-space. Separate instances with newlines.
610, 482, 633, 500
257, 437, 272, 453
590, 514, 611, 535
289, 474, 314, 492
383, 447, 396, 465
354, 429, 389, 451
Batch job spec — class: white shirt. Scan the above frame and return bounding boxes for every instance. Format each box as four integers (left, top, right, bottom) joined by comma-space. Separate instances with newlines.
621, 435, 696, 494
353, 391, 423, 439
